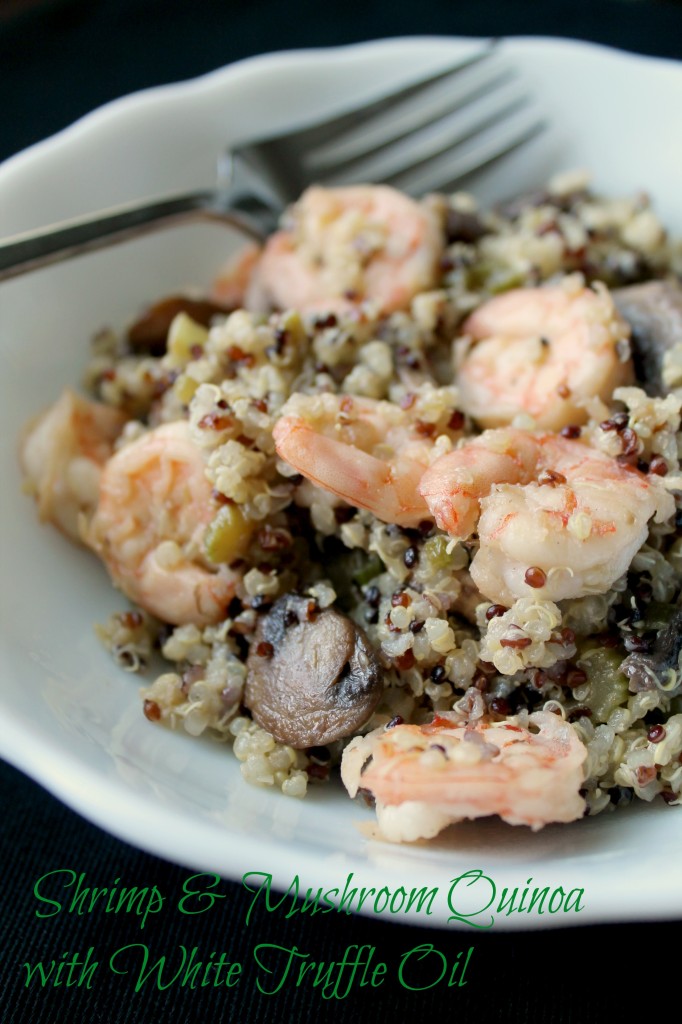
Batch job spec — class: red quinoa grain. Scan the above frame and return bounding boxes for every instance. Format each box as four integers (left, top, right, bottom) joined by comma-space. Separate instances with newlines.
524, 566, 547, 588
143, 699, 161, 722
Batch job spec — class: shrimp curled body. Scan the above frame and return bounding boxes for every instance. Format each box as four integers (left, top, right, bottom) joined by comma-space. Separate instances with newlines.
420, 428, 674, 606
273, 393, 433, 527
21, 388, 126, 541
87, 420, 238, 626
341, 710, 587, 842
248, 184, 443, 315
456, 282, 633, 430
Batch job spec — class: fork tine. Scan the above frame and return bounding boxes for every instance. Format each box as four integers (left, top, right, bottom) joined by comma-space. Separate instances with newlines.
388, 108, 547, 197
0, 43, 547, 282
234, 46, 504, 202
304, 55, 515, 173
314, 79, 531, 187
237, 44, 497, 161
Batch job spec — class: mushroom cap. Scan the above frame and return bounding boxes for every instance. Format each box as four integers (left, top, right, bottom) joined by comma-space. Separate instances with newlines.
244, 594, 383, 748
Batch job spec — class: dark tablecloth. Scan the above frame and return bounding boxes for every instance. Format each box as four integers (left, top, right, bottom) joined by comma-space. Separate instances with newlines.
3, 2, 682, 1021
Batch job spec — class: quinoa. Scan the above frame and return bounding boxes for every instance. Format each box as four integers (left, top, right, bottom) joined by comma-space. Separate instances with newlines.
27, 174, 682, 821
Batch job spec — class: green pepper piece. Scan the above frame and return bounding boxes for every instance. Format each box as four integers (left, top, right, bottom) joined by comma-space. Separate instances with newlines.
422, 535, 452, 572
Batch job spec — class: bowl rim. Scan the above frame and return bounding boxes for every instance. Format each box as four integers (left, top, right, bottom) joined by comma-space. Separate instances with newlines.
3, 33, 682, 931
2, 32, 681, 187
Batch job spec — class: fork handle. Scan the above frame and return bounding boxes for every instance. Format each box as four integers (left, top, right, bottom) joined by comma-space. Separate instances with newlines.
0, 188, 275, 283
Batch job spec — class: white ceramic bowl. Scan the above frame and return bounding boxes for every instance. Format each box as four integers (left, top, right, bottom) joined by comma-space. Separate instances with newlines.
2, 36, 682, 930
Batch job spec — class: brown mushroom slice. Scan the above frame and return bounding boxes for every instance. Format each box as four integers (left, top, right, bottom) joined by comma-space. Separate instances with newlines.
127, 295, 233, 356
244, 594, 383, 748
613, 279, 682, 396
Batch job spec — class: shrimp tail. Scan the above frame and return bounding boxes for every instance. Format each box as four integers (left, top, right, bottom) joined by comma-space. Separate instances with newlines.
419, 430, 539, 538
274, 415, 429, 527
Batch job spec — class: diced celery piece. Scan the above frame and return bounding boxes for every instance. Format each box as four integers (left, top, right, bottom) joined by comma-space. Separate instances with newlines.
173, 373, 199, 405
204, 505, 252, 564
423, 535, 451, 571
489, 270, 526, 294
353, 554, 384, 586
582, 647, 630, 723
643, 601, 677, 631
166, 313, 209, 368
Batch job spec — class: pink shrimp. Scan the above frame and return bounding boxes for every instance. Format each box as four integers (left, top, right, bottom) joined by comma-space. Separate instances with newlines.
211, 243, 262, 308
455, 281, 633, 430
341, 710, 586, 842
247, 184, 443, 315
20, 388, 126, 541
420, 428, 674, 605
273, 392, 434, 527
418, 427, 540, 537
86, 420, 239, 626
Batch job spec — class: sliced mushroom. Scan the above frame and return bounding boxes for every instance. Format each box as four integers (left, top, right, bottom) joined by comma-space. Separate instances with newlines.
244, 594, 383, 748
613, 279, 682, 396
127, 295, 233, 356
621, 608, 682, 695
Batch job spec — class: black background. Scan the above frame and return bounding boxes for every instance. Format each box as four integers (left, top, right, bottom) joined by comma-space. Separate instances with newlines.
2, 1, 682, 1021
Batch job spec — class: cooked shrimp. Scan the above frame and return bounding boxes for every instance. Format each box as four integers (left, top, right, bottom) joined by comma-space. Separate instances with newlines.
247, 184, 443, 315
419, 427, 539, 538
86, 420, 239, 626
341, 710, 586, 841
20, 388, 126, 541
420, 428, 674, 605
273, 392, 433, 527
211, 243, 262, 307
455, 281, 633, 430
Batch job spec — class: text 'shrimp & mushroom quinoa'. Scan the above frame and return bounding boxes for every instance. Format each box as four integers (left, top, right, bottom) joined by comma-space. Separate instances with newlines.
20, 171, 682, 842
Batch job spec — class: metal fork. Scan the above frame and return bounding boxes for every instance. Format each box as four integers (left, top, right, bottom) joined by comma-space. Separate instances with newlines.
0, 44, 543, 282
